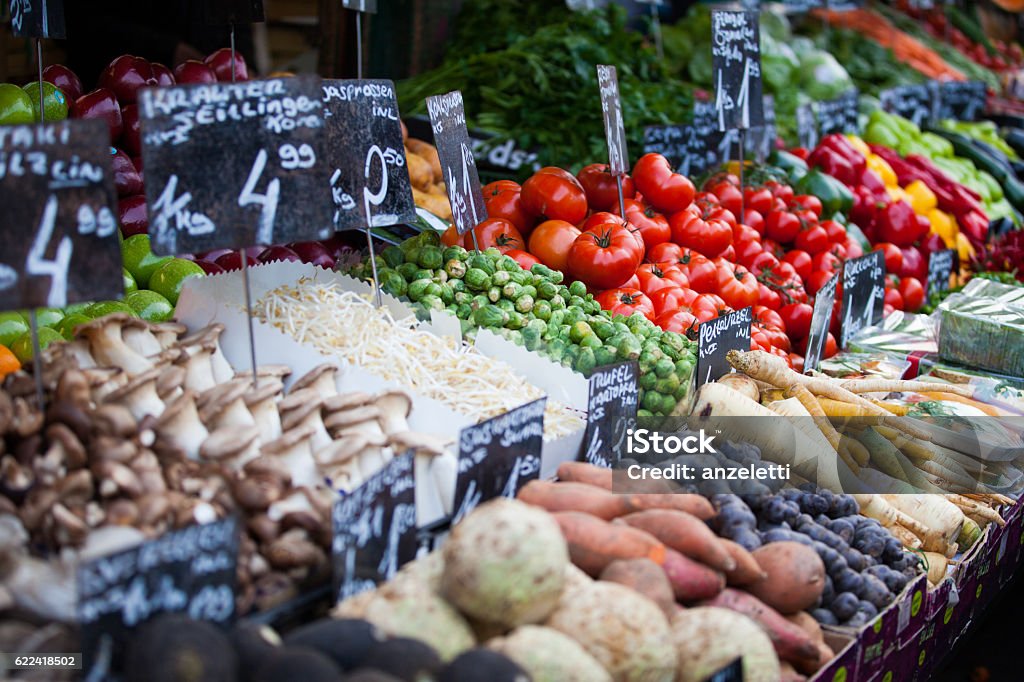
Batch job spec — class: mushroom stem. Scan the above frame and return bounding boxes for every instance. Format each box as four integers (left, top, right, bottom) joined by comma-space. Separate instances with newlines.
154, 391, 209, 460
78, 314, 152, 374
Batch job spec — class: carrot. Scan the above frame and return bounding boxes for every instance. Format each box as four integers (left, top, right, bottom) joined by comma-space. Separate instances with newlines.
616, 509, 735, 572
838, 379, 976, 399
517, 480, 629, 520
556, 461, 613, 489
599, 558, 677, 618
621, 493, 716, 520
919, 392, 1008, 417
701, 588, 820, 664
553, 511, 666, 576
660, 548, 726, 602
720, 539, 767, 586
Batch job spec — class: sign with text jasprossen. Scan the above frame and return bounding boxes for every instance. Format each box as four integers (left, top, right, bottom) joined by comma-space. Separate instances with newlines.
341, 0, 378, 12
583, 361, 639, 468
796, 102, 819, 149
927, 248, 957, 296
323, 80, 416, 232
77, 517, 239, 672
332, 452, 418, 601
0, 120, 121, 311
697, 306, 752, 388
453, 397, 545, 522
596, 65, 629, 176
203, 0, 265, 24
938, 81, 987, 121
879, 83, 939, 128
840, 250, 885, 348
8, 0, 65, 38
426, 90, 487, 235
139, 76, 333, 256
816, 89, 859, 136
711, 10, 764, 131
804, 272, 839, 374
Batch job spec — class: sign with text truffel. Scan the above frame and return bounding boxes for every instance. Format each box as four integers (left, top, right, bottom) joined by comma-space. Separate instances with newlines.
203, 0, 265, 24
697, 306, 752, 387
938, 81, 987, 121
323, 80, 416, 232
711, 10, 764, 131
840, 250, 885, 348
426, 90, 487, 235
453, 397, 545, 522
804, 272, 839, 374
0, 120, 121, 311
927, 248, 956, 296
596, 64, 629, 176
8, 0, 65, 38
139, 76, 333, 255
816, 89, 859, 136
583, 361, 639, 468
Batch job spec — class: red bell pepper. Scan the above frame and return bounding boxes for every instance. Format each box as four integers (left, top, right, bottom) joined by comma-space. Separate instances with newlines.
820, 134, 868, 175
808, 146, 857, 186
877, 200, 928, 247
958, 209, 990, 245
859, 167, 890, 203
849, 185, 883, 233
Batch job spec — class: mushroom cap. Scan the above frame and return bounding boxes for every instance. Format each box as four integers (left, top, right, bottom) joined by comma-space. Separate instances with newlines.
322, 392, 374, 414
201, 425, 260, 461
261, 424, 317, 456
156, 365, 187, 399
105, 367, 163, 403
245, 379, 284, 407
387, 431, 452, 456
278, 388, 323, 413
236, 364, 293, 381
81, 367, 125, 388
375, 391, 413, 420
324, 405, 381, 432
151, 321, 187, 336
75, 312, 135, 338
154, 390, 199, 429
290, 364, 337, 393
315, 432, 387, 466
198, 381, 251, 423
179, 323, 225, 348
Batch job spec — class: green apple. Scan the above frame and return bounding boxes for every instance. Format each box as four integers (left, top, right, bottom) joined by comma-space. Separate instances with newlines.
123, 268, 138, 294
11, 327, 62, 363
148, 259, 205, 306
85, 300, 135, 318
0, 312, 29, 347
121, 234, 172, 289
124, 290, 174, 323
56, 312, 91, 340
21, 307, 64, 328
0, 83, 34, 125
22, 81, 68, 122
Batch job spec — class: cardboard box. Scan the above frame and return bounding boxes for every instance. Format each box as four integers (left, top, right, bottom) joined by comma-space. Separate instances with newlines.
811, 630, 859, 682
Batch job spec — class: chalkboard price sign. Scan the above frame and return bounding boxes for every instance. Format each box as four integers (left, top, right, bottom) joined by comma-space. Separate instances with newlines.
840, 250, 886, 348
0, 120, 121, 311
879, 84, 937, 128
453, 397, 545, 522
927, 248, 956, 296
583, 361, 639, 468
332, 451, 418, 601
341, 0, 378, 12
8, 0, 65, 38
203, 0, 265, 25
596, 65, 630, 176
77, 517, 240, 671
804, 272, 839, 374
139, 76, 333, 256
566, 0, 610, 9
323, 80, 416, 232
938, 81, 987, 121
711, 10, 764, 131
816, 89, 859, 137
796, 102, 819, 149
745, 95, 776, 162
426, 90, 487, 236
697, 306, 752, 388
642, 125, 688, 170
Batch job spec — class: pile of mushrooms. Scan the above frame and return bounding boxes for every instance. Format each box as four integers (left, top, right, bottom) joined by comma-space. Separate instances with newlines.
0, 313, 457, 621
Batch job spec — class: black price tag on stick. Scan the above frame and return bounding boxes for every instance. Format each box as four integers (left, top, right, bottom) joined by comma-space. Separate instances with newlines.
711, 10, 764, 131
596, 65, 629, 176
332, 452, 418, 601
323, 80, 416, 232
939, 81, 987, 121
697, 306, 752, 388
341, 0, 378, 12
426, 90, 487, 236
804, 272, 839, 374
816, 89, 859, 136
840, 251, 885, 348
796, 103, 819, 149
745, 95, 775, 162
927, 248, 956, 296
453, 397, 545, 522
0, 120, 121, 311
139, 76, 333, 256
566, 0, 610, 9
77, 517, 240, 672
9, 0, 65, 38
879, 84, 936, 128
583, 361, 639, 468
203, 0, 265, 24
707, 657, 744, 682
643, 125, 688, 170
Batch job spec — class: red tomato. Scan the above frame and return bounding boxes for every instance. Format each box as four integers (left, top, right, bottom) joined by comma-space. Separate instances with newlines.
631, 153, 696, 214
636, 263, 688, 295
670, 212, 732, 258
674, 249, 719, 293
527, 219, 581, 273
899, 246, 927, 281
782, 250, 812, 282
732, 223, 761, 246
441, 223, 462, 247
761, 238, 786, 259
743, 209, 765, 236
656, 309, 701, 334
622, 273, 641, 290
650, 286, 697, 316
748, 251, 780, 276
822, 219, 847, 243
611, 199, 670, 253
872, 243, 903, 274
766, 180, 795, 203
503, 249, 540, 270
757, 282, 782, 310
577, 163, 635, 211
899, 277, 925, 312
734, 238, 764, 268
795, 225, 830, 254
884, 287, 905, 311
827, 243, 847, 260
753, 305, 784, 330
566, 221, 643, 290
716, 262, 759, 310
844, 237, 864, 259
468, 218, 525, 252
780, 302, 813, 340
712, 181, 744, 216
812, 251, 843, 276
521, 167, 588, 224
595, 288, 655, 320
765, 327, 791, 352
745, 187, 774, 215
823, 332, 838, 359
647, 241, 683, 265
482, 181, 531, 234
704, 205, 738, 230
789, 194, 823, 218
751, 328, 772, 352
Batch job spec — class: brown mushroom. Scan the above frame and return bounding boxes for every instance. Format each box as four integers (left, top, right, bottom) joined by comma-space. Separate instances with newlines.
289, 364, 338, 401
130, 450, 167, 494
279, 389, 331, 451
245, 379, 284, 443
200, 425, 260, 470
10, 398, 43, 438
121, 319, 164, 358
54, 370, 91, 408
82, 367, 128, 404
179, 324, 234, 383
104, 367, 165, 421
155, 365, 187, 402
198, 380, 257, 432
260, 425, 319, 488
92, 459, 143, 498
46, 400, 92, 443
88, 435, 137, 463
55, 469, 93, 506
375, 390, 413, 435
0, 390, 13, 434
0, 455, 33, 497
235, 364, 292, 382
105, 498, 140, 527
77, 314, 152, 374
49, 503, 89, 545
151, 322, 187, 350
44, 423, 87, 470
263, 528, 323, 570
154, 390, 208, 460
389, 431, 458, 521
247, 513, 281, 544
50, 338, 97, 370
174, 338, 219, 393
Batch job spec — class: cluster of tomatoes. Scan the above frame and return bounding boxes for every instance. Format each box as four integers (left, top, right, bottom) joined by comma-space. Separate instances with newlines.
444, 153, 868, 368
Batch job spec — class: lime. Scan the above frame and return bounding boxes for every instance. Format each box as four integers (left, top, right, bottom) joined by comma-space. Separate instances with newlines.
124, 290, 174, 323
86, 300, 135, 318
148, 259, 204, 306
56, 312, 91, 340
123, 268, 138, 295
121, 234, 172, 288
21, 307, 64, 328
64, 302, 92, 316
0, 312, 29, 347
22, 81, 67, 122
11, 327, 62, 363
0, 83, 34, 125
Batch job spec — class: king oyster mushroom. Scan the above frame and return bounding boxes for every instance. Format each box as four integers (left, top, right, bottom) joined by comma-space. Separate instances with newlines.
289, 364, 338, 401
235, 364, 293, 383
154, 390, 209, 460
77, 314, 152, 374
179, 324, 234, 384
104, 367, 166, 421
322, 404, 389, 473
261, 425, 320, 488
375, 390, 413, 435
151, 322, 187, 350
121, 318, 164, 358
312, 433, 381, 492
198, 380, 257, 432
83, 367, 128, 404
174, 337, 219, 394
388, 431, 457, 523
245, 379, 284, 443
155, 365, 187, 403
200, 425, 261, 471
279, 389, 331, 452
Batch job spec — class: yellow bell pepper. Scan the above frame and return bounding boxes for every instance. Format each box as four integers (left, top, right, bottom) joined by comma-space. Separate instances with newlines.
905, 180, 937, 215
867, 155, 898, 188
846, 135, 871, 157
887, 186, 910, 203
956, 233, 976, 262
927, 208, 957, 248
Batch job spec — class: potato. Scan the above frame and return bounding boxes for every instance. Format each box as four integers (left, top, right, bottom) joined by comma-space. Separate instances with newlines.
670, 607, 780, 682
784, 611, 824, 644
407, 138, 443, 183
599, 558, 676, 619
487, 626, 612, 682
412, 187, 452, 220
406, 150, 434, 190
747, 542, 825, 615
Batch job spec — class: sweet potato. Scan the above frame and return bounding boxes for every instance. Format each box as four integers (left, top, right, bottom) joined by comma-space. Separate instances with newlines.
556, 461, 613, 489
554, 511, 665, 576
660, 549, 725, 602
621, 493, 716, 520
779, 661, 808, 682
616, 509, 734, 572
793, 641, 834, 676
517, 480, 630, 520
747, 542, 825, 615
721, 539, 766, 586
784, 612, 824, 644
406, 137, 443, 183
405, 150, 434, 190
600, 558, 677, 618
701, 589, 820, 663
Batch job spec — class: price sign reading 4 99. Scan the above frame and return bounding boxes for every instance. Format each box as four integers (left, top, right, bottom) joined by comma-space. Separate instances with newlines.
426, 90, 487, 235
711, 10, 763, 131
138, 75, 333, 256
9, 0, 66, 38
0, 120, 121, 311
